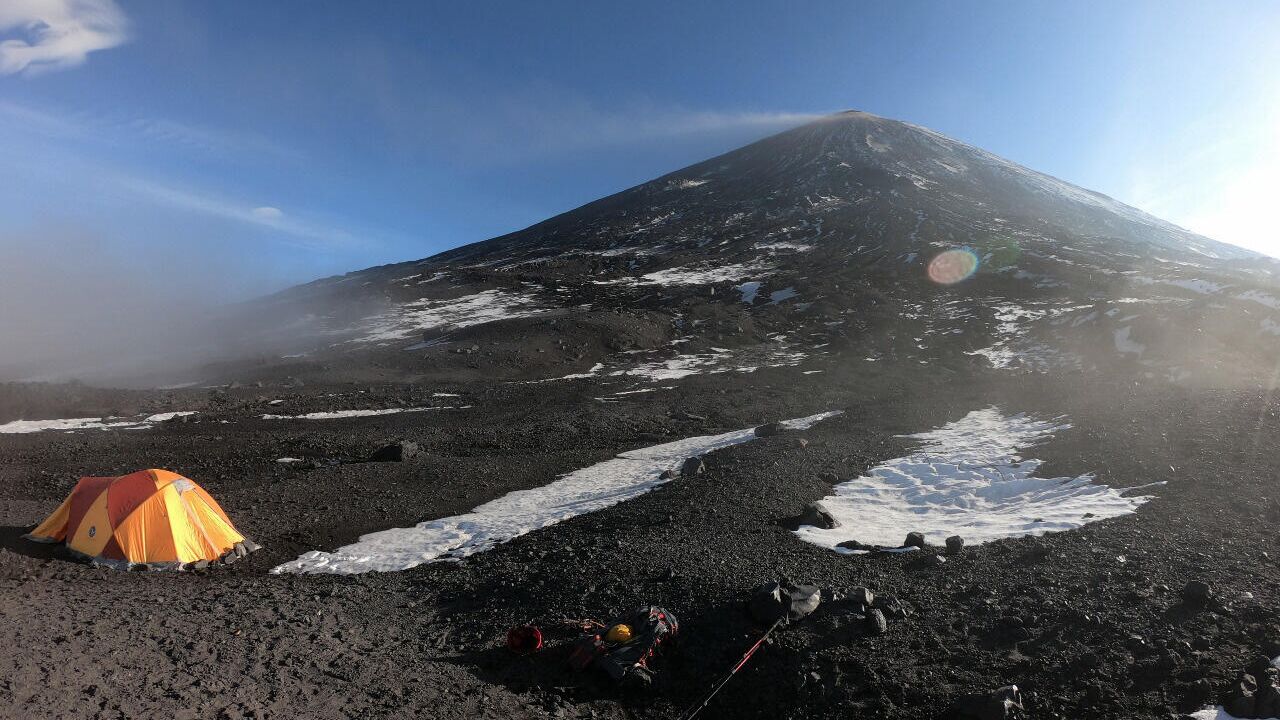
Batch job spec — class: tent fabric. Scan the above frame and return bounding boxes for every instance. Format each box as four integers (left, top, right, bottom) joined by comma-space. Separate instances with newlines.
24, 469, 253, 569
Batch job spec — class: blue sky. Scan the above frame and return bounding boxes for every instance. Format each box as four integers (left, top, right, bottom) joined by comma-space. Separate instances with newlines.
2, 0, 1278, 300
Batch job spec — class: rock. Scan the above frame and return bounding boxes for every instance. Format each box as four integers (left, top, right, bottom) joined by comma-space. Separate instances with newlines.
368, 441, 419, 462
949, 684, 1024, 719
1256, 683, 1280, 719
781, 502, 840, 530
819, 471, 839, 483
659, 469, 677, 480
837, 539, 871, 552
680, 457, 705, 477
848, 586, 875, 608
241, 539, 261, 554
904, 531, 927, 549
794, 437, 809, 449
754, 422, 784, 437
865, 608, 888, 635
1181, 580, 1213, 606
946, 535, 965, 554
922, 554, 947, 567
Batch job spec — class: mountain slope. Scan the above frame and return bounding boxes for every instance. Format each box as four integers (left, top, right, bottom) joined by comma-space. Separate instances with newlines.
211, 110, 1280, 392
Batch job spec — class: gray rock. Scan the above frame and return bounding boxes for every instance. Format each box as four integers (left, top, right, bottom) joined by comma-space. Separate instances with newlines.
904, 531, 927, 549
754, 422, 784, 437
1181, 579, 1213, 605
782, 502, 840, 530
659, 469, 677, 480
680, 456, 705, 476
946, 535, 965, 554
848, 586, 875, 608
865, 608, 888, 635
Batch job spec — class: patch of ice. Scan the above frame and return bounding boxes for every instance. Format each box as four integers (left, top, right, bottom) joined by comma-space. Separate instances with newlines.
737, 281, 762, 304
275, 411, 843, 574
770, 287, 799, 304
794, 408, 1156, 552
276, 457, 303, 463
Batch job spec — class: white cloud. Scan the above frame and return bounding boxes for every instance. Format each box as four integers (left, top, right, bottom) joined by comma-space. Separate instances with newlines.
252, 206, 284, 220
0, 0, 129, 75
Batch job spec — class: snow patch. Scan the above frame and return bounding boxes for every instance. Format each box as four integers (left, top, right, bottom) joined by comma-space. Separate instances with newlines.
274, 411, 842, 574
261, 407, 458, 420
0, 412, 197, 434
354, 290, 548, 344
794, 408, 1156, 552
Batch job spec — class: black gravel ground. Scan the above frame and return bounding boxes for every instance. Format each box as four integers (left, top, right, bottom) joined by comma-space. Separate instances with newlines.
2, 354, 1278, 720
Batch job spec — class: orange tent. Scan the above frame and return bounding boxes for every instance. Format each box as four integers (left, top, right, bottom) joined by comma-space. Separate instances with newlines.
24, 469, 257, 569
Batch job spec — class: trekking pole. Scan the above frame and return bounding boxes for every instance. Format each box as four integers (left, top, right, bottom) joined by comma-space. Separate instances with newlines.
677, 617, 784, 720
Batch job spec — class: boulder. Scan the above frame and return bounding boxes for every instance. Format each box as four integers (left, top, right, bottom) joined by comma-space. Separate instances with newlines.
781, 502, 840, 530
865, 608, 888, 635
1181, 579, 1213, 606
368, 441, 420, 462
904, 531, 927, 549
946, 535, 965, 554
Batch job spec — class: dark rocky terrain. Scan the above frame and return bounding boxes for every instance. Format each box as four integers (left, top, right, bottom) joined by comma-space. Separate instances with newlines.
2, 111, 1278, 719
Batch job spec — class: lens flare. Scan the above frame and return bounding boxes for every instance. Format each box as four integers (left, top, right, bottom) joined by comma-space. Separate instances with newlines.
927, 249, 979, 284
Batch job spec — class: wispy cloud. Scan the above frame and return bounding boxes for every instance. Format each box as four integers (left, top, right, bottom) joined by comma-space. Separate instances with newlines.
110, 174, 363, 252
0, 99, 302, 163
0, 0, 129, 76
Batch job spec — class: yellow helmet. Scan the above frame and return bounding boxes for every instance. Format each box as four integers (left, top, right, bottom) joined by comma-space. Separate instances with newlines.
606, 624, 634, 643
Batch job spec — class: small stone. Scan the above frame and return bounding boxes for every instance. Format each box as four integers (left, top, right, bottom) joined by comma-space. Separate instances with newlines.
922, 554, 946, 567
659, 469, 677, 480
